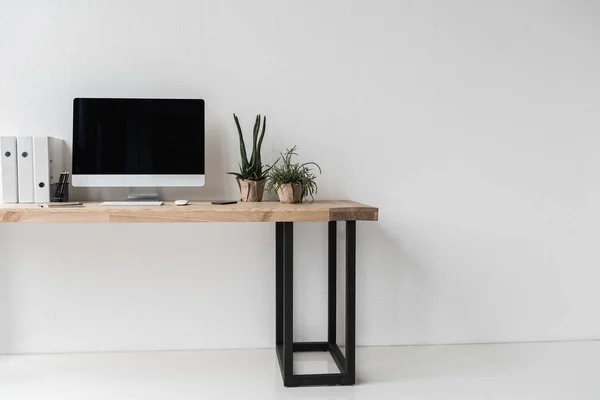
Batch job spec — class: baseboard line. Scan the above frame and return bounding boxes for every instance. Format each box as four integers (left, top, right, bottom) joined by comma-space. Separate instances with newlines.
360, 338, 600, 349
4, 338, 599, 356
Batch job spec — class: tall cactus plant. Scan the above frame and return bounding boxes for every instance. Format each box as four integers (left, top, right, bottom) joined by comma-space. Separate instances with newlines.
228, 113, 274, 181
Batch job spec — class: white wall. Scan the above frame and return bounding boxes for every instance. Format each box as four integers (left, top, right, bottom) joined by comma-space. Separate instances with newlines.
1, 0, 600, 354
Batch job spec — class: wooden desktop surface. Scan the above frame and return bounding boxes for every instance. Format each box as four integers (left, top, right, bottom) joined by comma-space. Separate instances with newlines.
0, 201, 378, 223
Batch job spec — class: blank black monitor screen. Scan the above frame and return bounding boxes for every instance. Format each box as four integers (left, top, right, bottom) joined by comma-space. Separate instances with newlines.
73, 98, 205, 175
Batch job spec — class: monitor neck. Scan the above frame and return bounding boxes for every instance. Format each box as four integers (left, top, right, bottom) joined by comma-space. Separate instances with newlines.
127, 187, 159, 201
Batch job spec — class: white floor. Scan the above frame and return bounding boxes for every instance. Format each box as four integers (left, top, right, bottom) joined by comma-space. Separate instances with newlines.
1, 341, 600, 400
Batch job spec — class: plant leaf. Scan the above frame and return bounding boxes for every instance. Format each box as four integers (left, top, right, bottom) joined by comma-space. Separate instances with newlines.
257, 115, 266, 169
233, 114, 248, 170
300, 161, 322, 174
250, 114, 259, 169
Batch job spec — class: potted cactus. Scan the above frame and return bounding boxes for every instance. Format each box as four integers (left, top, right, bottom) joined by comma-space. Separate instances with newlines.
228, 114, 275, 202
266, 146, 321, 203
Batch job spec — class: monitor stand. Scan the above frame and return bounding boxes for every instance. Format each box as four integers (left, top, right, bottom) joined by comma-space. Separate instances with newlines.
127, 187, 160, 201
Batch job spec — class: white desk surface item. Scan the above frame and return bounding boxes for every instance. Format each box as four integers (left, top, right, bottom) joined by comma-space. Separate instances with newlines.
100, 201, 164, 206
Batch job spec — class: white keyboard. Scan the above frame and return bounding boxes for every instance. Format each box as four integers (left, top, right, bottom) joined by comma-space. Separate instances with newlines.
100, 201, 164, 206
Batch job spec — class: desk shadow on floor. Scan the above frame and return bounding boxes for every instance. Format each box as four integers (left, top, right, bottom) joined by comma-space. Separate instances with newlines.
357, 343, 538, 384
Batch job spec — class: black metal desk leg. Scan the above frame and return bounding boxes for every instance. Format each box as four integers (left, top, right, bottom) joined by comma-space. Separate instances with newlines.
275, 220, 357, 387
344, 220, 356, 384
328, 221, 337, 345
282, 222, 294, 385
275, 222, 283, 347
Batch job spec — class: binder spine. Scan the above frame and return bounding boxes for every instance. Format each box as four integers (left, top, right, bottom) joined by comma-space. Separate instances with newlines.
33, 137, 65, 203
33, 137, 50, 203
17, 136, 34, 203
49, 137, 64, 185
0, 136, 18, 203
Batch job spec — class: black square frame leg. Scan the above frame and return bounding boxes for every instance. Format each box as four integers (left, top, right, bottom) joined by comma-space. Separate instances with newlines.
275, 221, 356, 387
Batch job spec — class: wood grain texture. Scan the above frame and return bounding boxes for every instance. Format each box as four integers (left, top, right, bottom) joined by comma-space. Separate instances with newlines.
0, 201, 378, 223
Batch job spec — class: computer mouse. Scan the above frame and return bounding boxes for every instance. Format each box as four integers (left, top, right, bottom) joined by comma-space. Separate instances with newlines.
174, 200, 189, 206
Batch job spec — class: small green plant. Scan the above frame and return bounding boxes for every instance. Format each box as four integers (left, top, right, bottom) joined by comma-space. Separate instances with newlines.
228, 114, 274, 181
266, 146, 322, 201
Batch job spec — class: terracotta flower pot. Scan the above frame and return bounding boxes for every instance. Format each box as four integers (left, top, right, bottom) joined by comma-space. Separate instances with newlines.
237, 178, 265, 202
277, 183, 302, 204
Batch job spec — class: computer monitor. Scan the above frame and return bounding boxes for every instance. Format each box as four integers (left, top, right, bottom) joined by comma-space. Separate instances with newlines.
72, 98, 205, 199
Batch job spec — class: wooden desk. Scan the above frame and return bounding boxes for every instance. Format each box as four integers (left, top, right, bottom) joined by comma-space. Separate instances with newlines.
0, 200, 378, 223
0, 200, 378, 388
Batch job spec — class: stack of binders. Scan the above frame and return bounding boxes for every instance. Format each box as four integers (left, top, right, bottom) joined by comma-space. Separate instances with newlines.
0, 136, 64, 204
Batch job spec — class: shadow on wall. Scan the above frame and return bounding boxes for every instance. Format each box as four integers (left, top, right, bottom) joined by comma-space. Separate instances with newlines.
328, 217, 427, 347
162, 116, 229, 201
67, 113, 230, 202
353, 219, 431, 346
